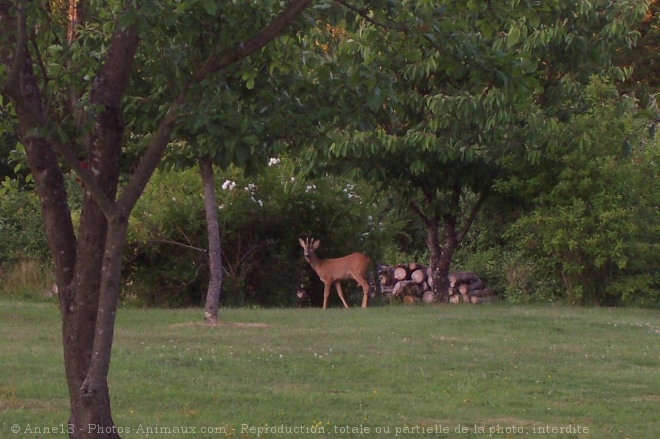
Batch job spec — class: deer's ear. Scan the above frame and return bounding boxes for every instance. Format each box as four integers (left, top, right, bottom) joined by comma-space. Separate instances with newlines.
299, 238, 305, 248
312, 240, 320, 249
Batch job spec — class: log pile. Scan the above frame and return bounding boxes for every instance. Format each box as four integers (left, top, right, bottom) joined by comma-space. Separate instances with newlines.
378, 264, 496, 305
447, 271, 497, 304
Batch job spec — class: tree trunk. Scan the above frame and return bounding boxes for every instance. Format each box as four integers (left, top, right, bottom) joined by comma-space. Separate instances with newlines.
434, 210, 461, 302
2, 2, 314, 437
2, 6, 137, 437
427, 187, 463, 303
199, 155, 223, 324
65, 24, 130, 436
426, 220, 456, 303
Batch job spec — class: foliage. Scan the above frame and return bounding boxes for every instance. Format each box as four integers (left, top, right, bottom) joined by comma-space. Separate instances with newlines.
616, 0, 660, 100
293, 1, 652, 302
455, 246, 563, 304
124, 158, 399, 307
503, 79, 660, 305
0, 190, 48, 263
0, 90, 22, 179
2, 0, 658, 312
0, 147, 88, 265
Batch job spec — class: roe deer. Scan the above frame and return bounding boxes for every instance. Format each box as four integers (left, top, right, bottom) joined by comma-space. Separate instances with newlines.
299, 237, 371, 309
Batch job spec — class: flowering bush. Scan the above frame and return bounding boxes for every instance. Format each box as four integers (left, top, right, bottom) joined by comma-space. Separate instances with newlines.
123, 158, 395, 307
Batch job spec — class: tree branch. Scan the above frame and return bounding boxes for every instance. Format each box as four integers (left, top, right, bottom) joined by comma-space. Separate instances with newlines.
149, 239, 207, 253
2, 0, 27, 99
408, 200, 436, 229
56, 138, 117, 215
116, 100, 182, 213
120, 1, 314, 214
333, 0, 407, 31
194, 0, 313, 81
456, 190, 488, 244
29, 33, 50, 97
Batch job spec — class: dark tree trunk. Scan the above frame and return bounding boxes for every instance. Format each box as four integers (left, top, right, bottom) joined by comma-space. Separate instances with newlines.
199, 155, 223, 324
433, 212, 459, 303
425, 221, 448, 303
1, 2, 313, 437
1, 5, 137, 437
417, 185, 466, 304
432, 186, 463, 302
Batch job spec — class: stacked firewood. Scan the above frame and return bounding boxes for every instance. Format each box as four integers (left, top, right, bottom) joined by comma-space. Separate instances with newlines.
378, 262, 433, 304
447, 271, 497, 304
378, 264, 496, 304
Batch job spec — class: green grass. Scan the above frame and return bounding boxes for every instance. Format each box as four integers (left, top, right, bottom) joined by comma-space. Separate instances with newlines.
0, 300, 658, 438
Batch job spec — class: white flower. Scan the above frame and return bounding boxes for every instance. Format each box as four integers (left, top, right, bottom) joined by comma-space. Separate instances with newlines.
222, 180, 236, 191
305, 184, 316, 193
268, 157, 281, 166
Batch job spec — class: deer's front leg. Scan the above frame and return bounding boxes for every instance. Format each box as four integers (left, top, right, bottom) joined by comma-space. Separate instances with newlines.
334, 282, 349, 309
322, 282, 332, 309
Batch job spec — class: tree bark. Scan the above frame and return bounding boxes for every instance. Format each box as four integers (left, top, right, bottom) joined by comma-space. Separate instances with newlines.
199, 155, 223, 324
432, 186, 463, 303
424, 220, 451, 302
2, 2, 313, 437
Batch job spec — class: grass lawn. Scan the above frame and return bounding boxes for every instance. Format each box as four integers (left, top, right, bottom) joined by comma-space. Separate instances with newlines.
0, 300, 658, 438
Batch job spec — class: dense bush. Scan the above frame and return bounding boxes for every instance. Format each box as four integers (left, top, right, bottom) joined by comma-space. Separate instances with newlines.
0, 190, 49, 263
124, 158, 401, 307
502, 80, 660, 305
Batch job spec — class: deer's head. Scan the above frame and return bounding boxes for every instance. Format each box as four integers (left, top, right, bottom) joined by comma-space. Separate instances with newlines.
299, 237, 320, 261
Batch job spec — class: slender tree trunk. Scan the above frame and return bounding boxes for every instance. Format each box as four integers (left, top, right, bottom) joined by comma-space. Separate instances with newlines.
433, 212, 459, 302
199, 155, 223, 324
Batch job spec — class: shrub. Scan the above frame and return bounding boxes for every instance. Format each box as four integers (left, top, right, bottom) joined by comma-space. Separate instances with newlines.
504, 80, 660, 305
124, 158, 399, 307
0, 190, 49, 264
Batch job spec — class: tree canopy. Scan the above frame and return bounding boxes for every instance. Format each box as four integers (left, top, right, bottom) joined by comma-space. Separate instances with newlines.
294, 0, 652, 299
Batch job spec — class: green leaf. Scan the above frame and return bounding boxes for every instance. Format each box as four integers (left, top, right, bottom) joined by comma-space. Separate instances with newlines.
202, 0, 218, 16
507, 25, 521, 48
367, 87, 383, 112
118, 9, 137, 30
236, 146, 249, 165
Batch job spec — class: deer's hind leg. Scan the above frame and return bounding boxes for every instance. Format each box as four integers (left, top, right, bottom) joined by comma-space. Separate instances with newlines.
334, 282, 350, 309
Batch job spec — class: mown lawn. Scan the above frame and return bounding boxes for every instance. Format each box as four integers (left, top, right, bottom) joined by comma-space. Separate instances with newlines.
0, 300, 658, 438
